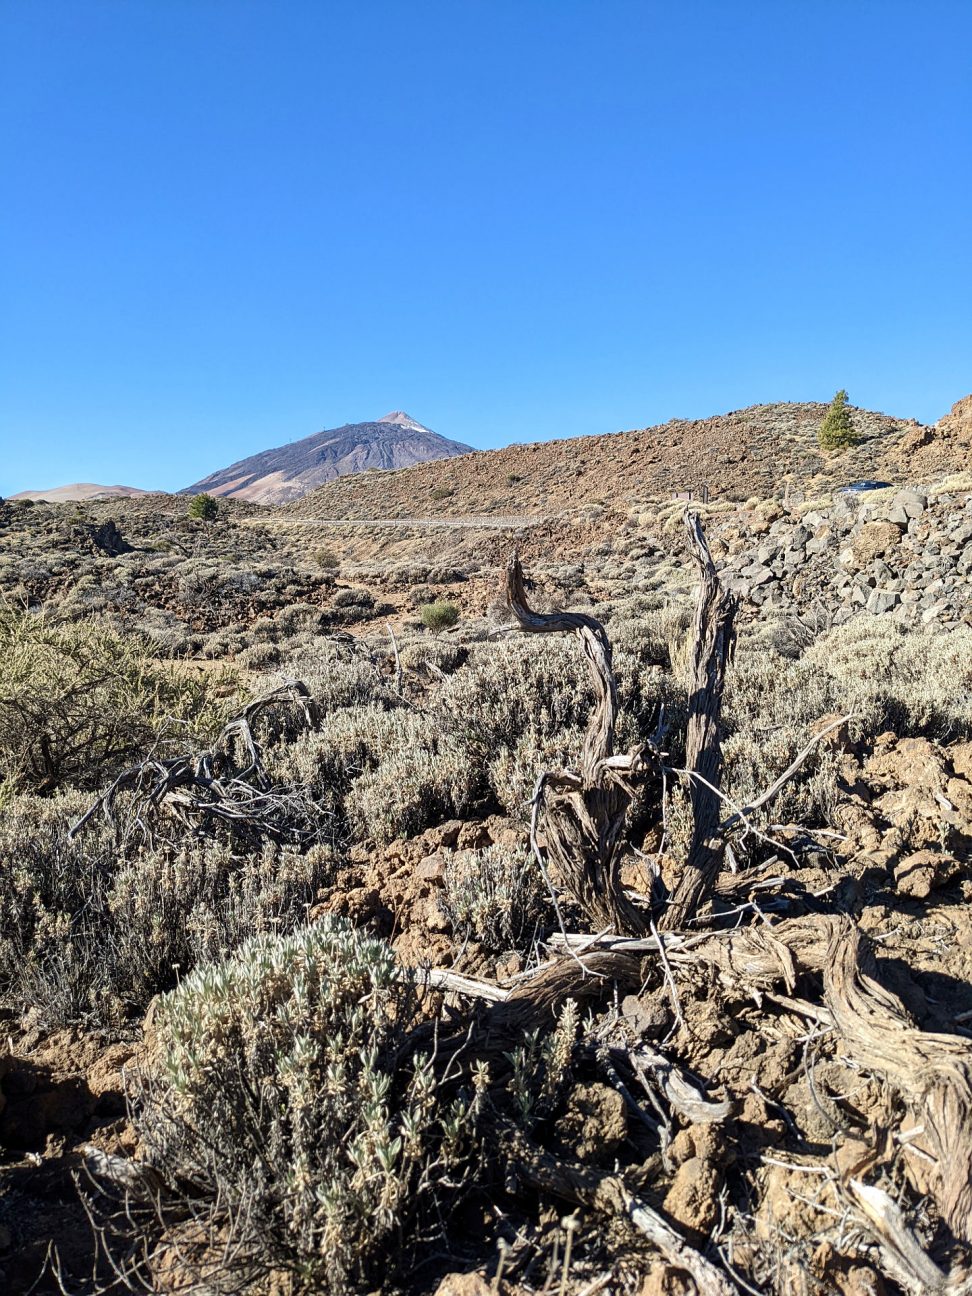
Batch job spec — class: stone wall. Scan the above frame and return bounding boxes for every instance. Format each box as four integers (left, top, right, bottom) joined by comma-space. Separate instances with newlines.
717, 487, 972, 629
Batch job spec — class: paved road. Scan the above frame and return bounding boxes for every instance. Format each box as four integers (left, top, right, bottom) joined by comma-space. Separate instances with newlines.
250, 513, 548, 531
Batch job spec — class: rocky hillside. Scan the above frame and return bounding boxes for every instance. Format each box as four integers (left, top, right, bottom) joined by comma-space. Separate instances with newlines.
285, 399, 971, 523
183, 411, 473, 505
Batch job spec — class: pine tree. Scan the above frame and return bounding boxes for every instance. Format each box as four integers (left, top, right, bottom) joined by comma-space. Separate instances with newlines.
818, 389, 857, 451
187, 492, 219, 521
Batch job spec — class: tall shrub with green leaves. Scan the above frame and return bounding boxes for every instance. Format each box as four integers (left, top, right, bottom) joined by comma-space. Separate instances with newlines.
188, 492, 219, 520
0, 604, 228, 794
818, 389, 857, 451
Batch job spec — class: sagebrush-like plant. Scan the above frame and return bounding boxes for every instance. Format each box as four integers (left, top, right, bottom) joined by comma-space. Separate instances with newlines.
133, 918, 482, 1293
420, 599, 460, 631
0, 791, 341, 1026
440, 844, 549, 952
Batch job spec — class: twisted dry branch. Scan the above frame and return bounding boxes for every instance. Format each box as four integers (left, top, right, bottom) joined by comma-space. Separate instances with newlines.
504, 554, 655, 935
660, 512, 737, 929
68, 681, 324, 851
504, 510, 737, 935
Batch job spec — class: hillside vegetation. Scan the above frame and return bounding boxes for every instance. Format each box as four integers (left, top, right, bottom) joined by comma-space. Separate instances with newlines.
0, 398, 970, 1294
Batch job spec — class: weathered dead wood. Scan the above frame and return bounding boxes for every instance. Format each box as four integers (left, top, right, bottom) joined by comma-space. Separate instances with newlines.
417, 968, 510, 1003
69, 681, 324, 850
386, 620, 404, 696
505, 554, 653, 934
842, 1178, 948, 1295
489, 951, 643, 1043
678, 914, 972, 1248
824, 919, 972, 1246
429, 951, 643, 1071
548, 916, 836, 992
501, 1126, 735, 1296
627, 1044, 733, 1125
684, 915, 835, 992
661, 512, 736, 930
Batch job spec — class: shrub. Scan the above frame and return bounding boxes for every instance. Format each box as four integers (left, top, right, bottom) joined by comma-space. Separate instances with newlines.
818, 389, 857, 452
716, 615, 972, 831
430, 486, 454, 502
236, 640, 283, 671
802, 617, 972, 739
420, 600, 460, 632
134, 919, 480, 1293
0, 789, 342, 1025
399, 639, 466, 675
347, 738, 476, 843
487, 726, 586, 819
263, 641, 387, 716
187, 492, 219, 521
440, 844, 549, 952
438, 639, 595, 761
315, 547, 340, 569
331, 587, 379, 626
333, 587, 374, 609
0, 605, 227, 795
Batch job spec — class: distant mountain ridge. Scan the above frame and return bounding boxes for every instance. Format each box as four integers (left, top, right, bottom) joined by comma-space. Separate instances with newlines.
9, 483, 152, 503
182, 412, 473, 505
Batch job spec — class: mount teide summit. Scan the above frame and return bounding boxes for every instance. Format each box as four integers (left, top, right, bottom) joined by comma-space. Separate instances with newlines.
183, 412, 473, 505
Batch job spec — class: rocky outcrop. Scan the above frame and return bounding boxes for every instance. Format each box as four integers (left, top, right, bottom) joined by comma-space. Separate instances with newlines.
895, 395, 972, 480
719, 485, 972, 628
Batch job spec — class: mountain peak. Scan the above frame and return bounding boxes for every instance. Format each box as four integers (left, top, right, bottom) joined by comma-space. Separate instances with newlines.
377, 411, 431, 433
182, 413, 473, 504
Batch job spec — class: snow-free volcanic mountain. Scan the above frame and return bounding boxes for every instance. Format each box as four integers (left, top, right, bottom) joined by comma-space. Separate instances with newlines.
182, 412, 473, 505
9, 483, 153, 503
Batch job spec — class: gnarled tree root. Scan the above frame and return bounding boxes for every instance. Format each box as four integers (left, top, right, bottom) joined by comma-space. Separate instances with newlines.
824, 919, 972, 1247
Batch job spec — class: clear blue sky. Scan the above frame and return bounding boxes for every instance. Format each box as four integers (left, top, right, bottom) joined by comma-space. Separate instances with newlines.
2, 1, 970, 495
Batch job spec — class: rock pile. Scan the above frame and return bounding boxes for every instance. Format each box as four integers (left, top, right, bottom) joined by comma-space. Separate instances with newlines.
718, 485, 972, 627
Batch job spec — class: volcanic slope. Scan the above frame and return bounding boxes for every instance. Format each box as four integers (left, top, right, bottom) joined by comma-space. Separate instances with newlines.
284, 399, 962, 523
183, 411, 473, 505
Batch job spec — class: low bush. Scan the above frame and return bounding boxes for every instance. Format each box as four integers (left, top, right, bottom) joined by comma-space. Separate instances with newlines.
718, 615, 972, 828
347, 736, 476, 843
440, 844, 549, 952
487, 725, 587, 819
134, 918, 481, 1293
0, 790, 341, 1026
399, 638, 466, 675
437, 639, 596, 761
420, 600, 460, 631
263, 641, 388, 717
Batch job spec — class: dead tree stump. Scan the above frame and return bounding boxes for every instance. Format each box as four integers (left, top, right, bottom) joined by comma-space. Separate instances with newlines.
660, 513, 736, 930
504, 510, 735, 936
504, 555, 652, 935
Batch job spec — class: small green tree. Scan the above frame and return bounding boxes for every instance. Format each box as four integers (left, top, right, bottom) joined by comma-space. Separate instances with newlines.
818, 389, 857, 451
188, 492, 219, 521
